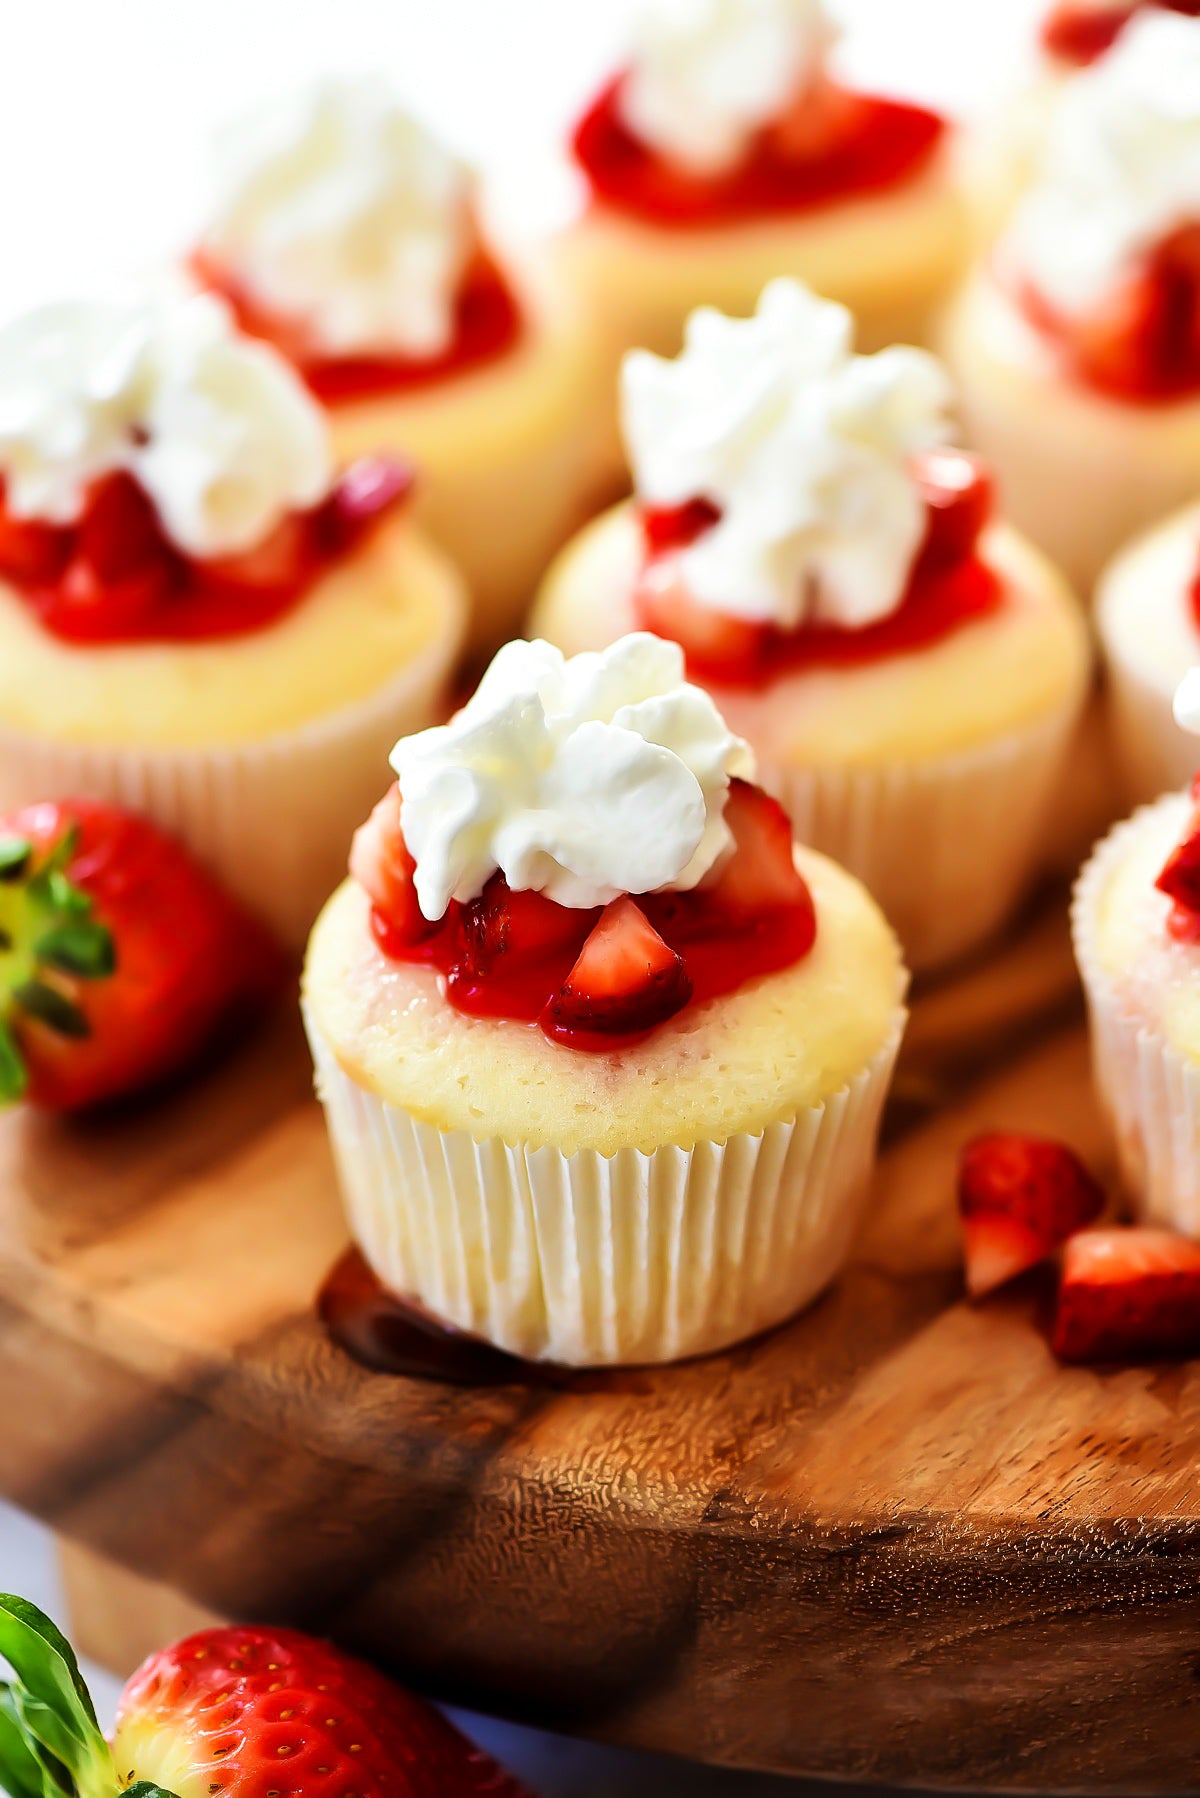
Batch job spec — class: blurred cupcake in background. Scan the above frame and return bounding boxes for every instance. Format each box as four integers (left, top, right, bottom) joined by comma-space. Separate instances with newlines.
553, 0, 968, 371
193, 77, 608, 654
0, 289, 466, 946
532, 280, 1091, 972
1073, 674, 1200, 1234
1097, 503, 1200, 803
943, 11, 1200, 594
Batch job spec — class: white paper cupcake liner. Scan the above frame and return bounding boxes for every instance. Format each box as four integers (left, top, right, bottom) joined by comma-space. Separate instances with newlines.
304, 1003, 906, 1368
763, 699, 1080, 973
1073, 798, 1200, 1236
0, 634, 456, 950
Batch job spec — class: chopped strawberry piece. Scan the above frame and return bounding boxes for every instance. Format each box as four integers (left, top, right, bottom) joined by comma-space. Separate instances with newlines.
636, 568, 769, 683
1040, 1, 1139, 63
641, 497, 721, 557
457, 875, 592, 977
0, 488, 69, 585
911, 449, 993, 575
958, 1133, 1106, 1297
545, 896, 692, 1038
704, 779, 812, 920
75, 471, 166, 582
319, 454, 415, 550
1156, 821, 1200, 916
1053, 1227, 1200, 1363
349, 784, 432, 948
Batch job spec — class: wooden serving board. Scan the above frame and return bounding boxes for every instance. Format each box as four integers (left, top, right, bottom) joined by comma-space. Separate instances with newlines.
2, 888, 1200, 1792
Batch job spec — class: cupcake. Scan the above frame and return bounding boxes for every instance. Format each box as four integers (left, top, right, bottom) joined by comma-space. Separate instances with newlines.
942, 12, 1200, 594
554, 0, 967, 369
0, 290, 466, 947
303, 632, 907, 1367
193, 78, 607, 653
1073, 696, 1200, 1234
1097, 502, 1200, 802
531, 280, 1091, 972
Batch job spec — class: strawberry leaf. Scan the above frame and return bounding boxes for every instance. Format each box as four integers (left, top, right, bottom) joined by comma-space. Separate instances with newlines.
0, 1595, 114, 1798
0, 1022, 26, 1106
33, 925, 115, 981
0, 843, 30, 884
12, 985, 89, 1041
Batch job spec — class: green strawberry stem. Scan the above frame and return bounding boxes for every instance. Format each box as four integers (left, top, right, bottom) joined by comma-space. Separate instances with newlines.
0, 829, 115, 1106
0, 1596, 176, 1798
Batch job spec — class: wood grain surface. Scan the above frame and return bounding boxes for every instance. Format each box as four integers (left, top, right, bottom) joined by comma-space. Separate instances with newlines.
3, 886, 1199, 1791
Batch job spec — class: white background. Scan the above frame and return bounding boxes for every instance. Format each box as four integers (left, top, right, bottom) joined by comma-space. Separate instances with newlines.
1, 0, 1044, 1790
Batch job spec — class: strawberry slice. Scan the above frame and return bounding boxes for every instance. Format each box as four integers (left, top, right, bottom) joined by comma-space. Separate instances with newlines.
318, 454, 416, 550
349, 783, 434, 951
958, 1133, 1106, 1297
910, 449, 993, 575
0, 1592, 531, 1798
544, 896, 692, 1038
703, 779, 813, 920
0, 799, 279, 1110
1053, 1228, 1200, 1363
1156, 823, 1200, 913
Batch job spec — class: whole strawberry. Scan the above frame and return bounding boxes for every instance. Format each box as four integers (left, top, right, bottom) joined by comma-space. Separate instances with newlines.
0, 799, 280, 1109
0, 1595, 531, 1798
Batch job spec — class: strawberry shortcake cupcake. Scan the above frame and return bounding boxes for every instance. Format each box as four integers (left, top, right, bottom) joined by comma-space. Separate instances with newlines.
1097, 503, 1200, 801
193, 77, 606, 651
943, 11, 1200, 594
304, 632, 907, 1366
1074, 679, 1200, 1233
532, 281, 1091, 971
0, 289, 466, 946
554, 0, 967, 367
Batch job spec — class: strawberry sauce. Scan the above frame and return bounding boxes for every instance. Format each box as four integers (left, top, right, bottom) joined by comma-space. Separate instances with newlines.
362, 781, 817, 1052
195, 249, 523, 402
0, 456, 411, 645
573, 79, 944, 227
635, 450, 1002, 689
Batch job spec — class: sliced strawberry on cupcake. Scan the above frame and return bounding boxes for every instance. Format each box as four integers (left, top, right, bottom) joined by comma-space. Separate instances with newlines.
958, 1133, 1106, 1297
0, 1592, 530, 1798
544, 895, 692, 1041
1053, 1227, 1200, 1363
0, 799, 279, 1110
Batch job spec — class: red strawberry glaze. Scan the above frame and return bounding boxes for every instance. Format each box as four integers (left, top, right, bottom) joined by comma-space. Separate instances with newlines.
1156, 773, 1200, 941
1041, 1, 1200, 66
354, 779, 817, 1052
573, 76, 944, 228
194, 247, 523, 402
634, 450, 1003, 689
0, 456, 412, 645
1014, 224, 1200, 404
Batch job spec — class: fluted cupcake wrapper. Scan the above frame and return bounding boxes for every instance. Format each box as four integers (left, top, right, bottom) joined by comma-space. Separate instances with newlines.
762, 700, 1080, 973
1072, 798, 1200, 1236
0, 637, 456, 950
304, 1004, 906, 1368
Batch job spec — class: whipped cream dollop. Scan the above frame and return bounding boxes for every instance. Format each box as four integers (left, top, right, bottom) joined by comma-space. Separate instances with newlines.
1009, 11, 1200, 314
622, 279, 956, 629
619, 0, 836, 174
392, 634, 755, 920
204, 78, 476, 359
0, 291, 331, 557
